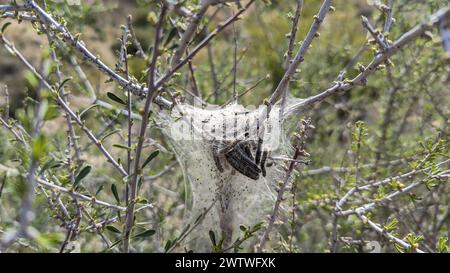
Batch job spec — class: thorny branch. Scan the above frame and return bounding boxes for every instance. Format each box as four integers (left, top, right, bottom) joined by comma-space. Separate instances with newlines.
122, 4, 167, 253
257, 119, 312, 252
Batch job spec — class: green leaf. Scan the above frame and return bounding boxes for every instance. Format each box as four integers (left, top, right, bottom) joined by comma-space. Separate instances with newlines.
147, 11, 158, 25
38, 159, 62, 175
164, 239, 173, 252
39, 158, 55, 175
209, 230, 216, 246
133, 229, 156, 239
101, 129, 122, 142
51, 162, 63, 169
24, 71, 39, 88
35, 232, 64, 250
394, 243, 405, 253
0, 174, 6, 199
106, 239, 122, 251
57, 78, 72, 93
95, 185, 104, 197
43, 105, 60, 121
137, 176, 144, 192
164, 27, 178, 46
250, 222, 264, 233
142, 150, 160, 169
1, 22, 12, 34
384, 218, 399, 232
79, 104, 100, 119
438, 237, 449, 253
351, 120, 368, 152
107, 92, 126, 105
32, 134, 47, 161
75, 165, 91, 185
106, 225, 121, 234
136, 197, 148, 204
111, 184, 120, 204
113, 143, 130, 151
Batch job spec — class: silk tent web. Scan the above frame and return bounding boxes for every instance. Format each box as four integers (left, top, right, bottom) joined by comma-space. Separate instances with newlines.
156, 97, 304, 250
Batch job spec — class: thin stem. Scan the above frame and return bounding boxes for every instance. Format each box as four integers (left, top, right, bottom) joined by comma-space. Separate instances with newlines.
285, 6, 450, 114
122, 5, 167, 253
257, 119, 311, 252
270, 0, 332, 105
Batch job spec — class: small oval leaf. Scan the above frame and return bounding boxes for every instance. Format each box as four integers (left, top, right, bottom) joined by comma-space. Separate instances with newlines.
113, 143, 130, 151
209, 230, 216, 246
107, 92, 126, 105
57, 78, 72, 93
164, 239, 173, 252
1, 22, 12, 34
133, 229, 156, 239
75, 165, 91, 185
111, 184, 120, 204
164, 27, 178, 46
79, 104, 100, 119
142, 150, 160, 169
39, 158, 55, 175
101, 129, 122, 142
95, 185, 104, 197
32, 135, 47, 161
106, 225, 121, 234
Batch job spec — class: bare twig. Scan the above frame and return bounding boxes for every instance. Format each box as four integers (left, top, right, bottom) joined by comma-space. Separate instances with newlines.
356, 213, 425, 253
270, 0, 332, 105
122, 5, 167, 253
257, 119, 312, 252
286, 6, 450, 113
281, 0, 303, 114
